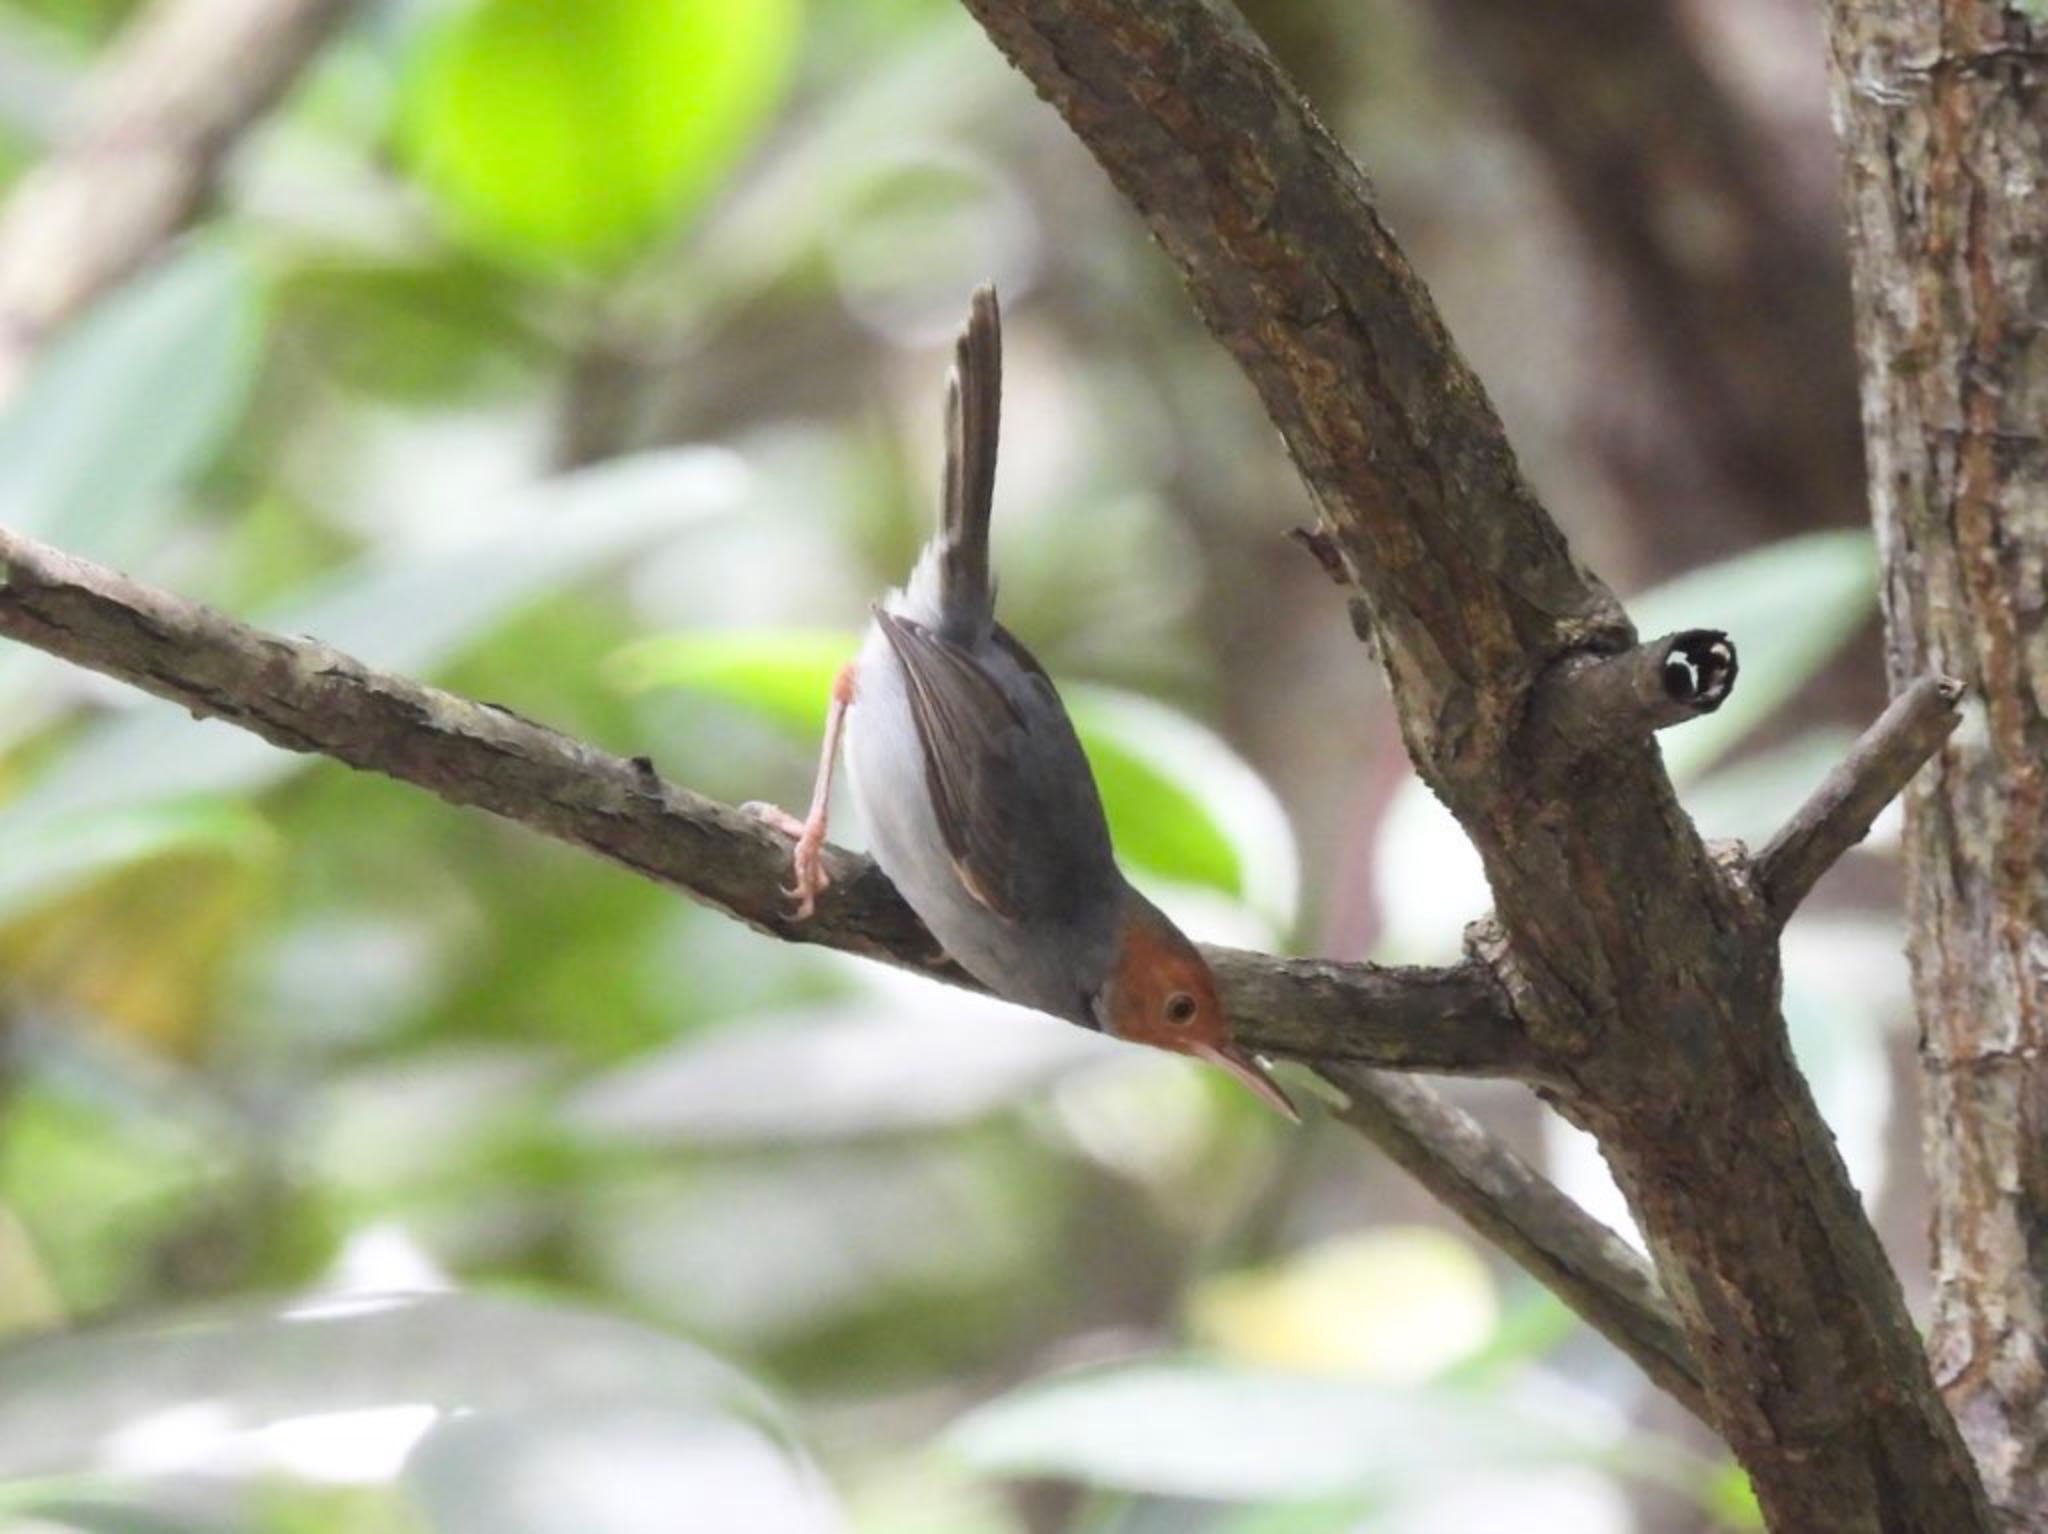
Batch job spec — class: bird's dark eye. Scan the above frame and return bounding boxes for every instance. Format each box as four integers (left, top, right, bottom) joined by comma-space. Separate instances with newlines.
1165, 992, 1198, 1026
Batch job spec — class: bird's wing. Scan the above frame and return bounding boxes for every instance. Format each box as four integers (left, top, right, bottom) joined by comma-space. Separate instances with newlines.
873, 607, 1032, 920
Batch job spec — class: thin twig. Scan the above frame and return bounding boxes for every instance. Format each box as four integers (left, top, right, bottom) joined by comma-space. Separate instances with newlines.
1528, 630, 1739, 759
1319, 1065, 1705, 1418
1755, 673, 1965, 922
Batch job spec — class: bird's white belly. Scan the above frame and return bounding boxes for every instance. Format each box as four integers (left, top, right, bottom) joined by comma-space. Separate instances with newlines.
843, 623, 1044, 1004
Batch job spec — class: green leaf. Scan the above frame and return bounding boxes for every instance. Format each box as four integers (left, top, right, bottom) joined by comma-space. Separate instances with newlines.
403, 0, 803, 268
1216, 1497, 1381, 1534
0, 1291, 793, 1481
680, 21, 1006, 325
946, 1359, 1616, 1503
0, 450, 750, 888
271, 253, 537, 403
408, 1402, 840, 1534
607, 628, 854, 736
0, 241, 258, 559
1630, 530, 1877, 784
0, 242, 262, 745
1701, 1462, 1764, 1530
1067, 685, 1297, 927
0, 800, 275, 926
607, 630, 1299, 923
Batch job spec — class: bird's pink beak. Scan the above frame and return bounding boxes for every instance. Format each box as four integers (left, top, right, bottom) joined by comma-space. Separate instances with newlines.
1196, 1042, 1301, 1123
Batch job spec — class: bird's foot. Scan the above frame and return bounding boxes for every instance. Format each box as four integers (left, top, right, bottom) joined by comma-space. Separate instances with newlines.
742, 801, 833, 919
786, 828, 831, 919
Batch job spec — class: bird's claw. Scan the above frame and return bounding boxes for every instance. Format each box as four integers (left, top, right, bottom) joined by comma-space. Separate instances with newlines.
784, 831, 830, 919
745, 801, 831, 920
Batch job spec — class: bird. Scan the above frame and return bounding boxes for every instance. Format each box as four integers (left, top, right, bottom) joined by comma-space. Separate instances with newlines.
746, 286, 1295, 1119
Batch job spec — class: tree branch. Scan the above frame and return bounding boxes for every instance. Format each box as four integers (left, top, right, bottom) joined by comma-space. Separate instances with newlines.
0, 0, 356, 396
0, 525, 1531, 1079
1526, 630, 1737, 760
0, 520, 1711, 1414
1824, 4, 2048, 1518
0, 518, 1705, 1419
1319, 1065, 1705, 1419
956, 0, 1992, 1525
1755, 674, 1964, 923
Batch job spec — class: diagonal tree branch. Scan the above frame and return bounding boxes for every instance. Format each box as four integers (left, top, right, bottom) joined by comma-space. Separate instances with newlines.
954, 0, 1990, 1526
0, 0, 357, 397
0, 524, 1529, 1079
1319, 1065, 1705, 1417
1756, 674, 1964, 924
0, 525, 1701, 1395
0, 516, 1709, 1407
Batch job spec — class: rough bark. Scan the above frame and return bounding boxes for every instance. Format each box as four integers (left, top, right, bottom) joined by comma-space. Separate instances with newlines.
1823, 4, 2048, 1523
954, 1, 1989, 1526
0, 0, 357, 396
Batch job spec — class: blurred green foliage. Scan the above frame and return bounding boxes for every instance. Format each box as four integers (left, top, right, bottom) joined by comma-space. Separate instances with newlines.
403, 0, 802, 268
0, 2, 1874, 1532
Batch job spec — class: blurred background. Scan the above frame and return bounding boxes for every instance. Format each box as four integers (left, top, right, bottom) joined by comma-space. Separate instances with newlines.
0, 1, 1904, 1530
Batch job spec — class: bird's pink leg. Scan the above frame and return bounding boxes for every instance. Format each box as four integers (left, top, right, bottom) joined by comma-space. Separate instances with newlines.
745, 662, 856, 919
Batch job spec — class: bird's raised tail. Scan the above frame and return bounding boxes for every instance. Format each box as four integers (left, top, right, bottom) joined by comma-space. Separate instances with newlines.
935, 284, 1001, 641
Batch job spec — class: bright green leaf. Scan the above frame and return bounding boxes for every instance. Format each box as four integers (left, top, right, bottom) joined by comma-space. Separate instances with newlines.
682, 22, 1006, 325
607, 628, 854, 736
1071, 701, 1241, 900
1067, 685, 1297, 928
1702, 1462, 1764, 1530
403, 0, 803, 268
1630, 530, 1877, 784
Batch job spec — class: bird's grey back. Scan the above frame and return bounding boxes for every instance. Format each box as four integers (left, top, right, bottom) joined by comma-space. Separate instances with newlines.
843, 285, 1124, 1024
845, 617, 1121, 1022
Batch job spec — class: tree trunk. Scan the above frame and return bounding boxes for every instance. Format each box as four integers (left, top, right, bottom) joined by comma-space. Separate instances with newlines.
1823, 3, 2048, 1524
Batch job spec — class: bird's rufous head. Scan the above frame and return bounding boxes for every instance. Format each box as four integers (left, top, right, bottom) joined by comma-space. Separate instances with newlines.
1098, 894, 1297, 1121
